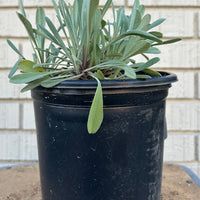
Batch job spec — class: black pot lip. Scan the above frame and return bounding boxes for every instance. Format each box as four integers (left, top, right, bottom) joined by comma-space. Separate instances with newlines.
52, 71, 177, 89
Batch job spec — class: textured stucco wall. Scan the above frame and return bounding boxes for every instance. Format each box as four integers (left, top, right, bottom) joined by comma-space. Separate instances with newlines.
0, 0, 199, 175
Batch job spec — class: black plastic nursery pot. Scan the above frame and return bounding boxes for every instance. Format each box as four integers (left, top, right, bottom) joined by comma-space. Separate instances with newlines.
31, 72, 177, 200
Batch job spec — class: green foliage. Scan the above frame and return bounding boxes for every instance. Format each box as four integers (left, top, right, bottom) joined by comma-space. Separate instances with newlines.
8, 0, 181, 134
87, 76, 103, 134
18, 60, 45, 72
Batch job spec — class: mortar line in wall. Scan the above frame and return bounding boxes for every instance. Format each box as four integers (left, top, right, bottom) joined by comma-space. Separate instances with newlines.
167, 133, 200, 137
0, 160, 39, 163
0, 7, 19, 10
0, 99, 32, 103
168, 131, 200, 135
130, 6, 200, 9
0, 68, 12, 71
0, 7, 53, 10
0, 129, 36, 133
0, 130, 36, 135
0, 37, 29, 41
165, 161, 200, 164
167, 98, 200, 102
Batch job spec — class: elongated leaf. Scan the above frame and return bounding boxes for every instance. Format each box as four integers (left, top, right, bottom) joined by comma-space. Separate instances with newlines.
37, 25, 60, 45
121, 14, 129, 33
141, 53, 149, 60
131, 30, 162, 42
153, 38, 181, 46
85, 0, 100, 59
33, 53, 38, 63
94, 70, 105, 80
142, 68, 162, 77
136, 74, 151, 79
135, 57, 160, 72
74, 0, 83, 32
134, 0, 140, 8
91, 9, 102, 66
105, 30, 162, 50
116, 7, 124, 34
129, 0, 140, 30
33, 62, 58, 68
149, 31, 163, 38
36, 7, 45, 59
19, 0, 26, 17
148, 18, 166, 30
18, 60, 45, 72
36, 7, 45, 28
123, 66, 136, 79
8, 58, 23, 78
58, 0, 78, 48
145, 47, 161, 54
7, 40, 25, 59
17, 12, 37, 47
137, 14, 151, 31
102, 0, 112, 17
138, 4, 145, 16
123, 40, 151, 60
40, 74, 83, 87
45, 17, 67, 52
89, 0, 99, 32
52, 0, 70, 42
10, 71, 60, 84
21, 77, 48, 92
87, 78, 103, 134
18, 60, 35, 72
85, 60, 128, 72
41, 78, 67, 88
131, 62, 145, 68
132, 10, 141, 29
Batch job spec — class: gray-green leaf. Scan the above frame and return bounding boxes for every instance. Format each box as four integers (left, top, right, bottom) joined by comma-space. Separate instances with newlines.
148, 18, 166, 30
7, 40, 25, 59
17, 12, 37, 47
123, 66, 136, 79
153, 38, 181, 46
135, 57, 160, 72
87, 78, 103, 134
10, 71, 60, 84
8, 58, 23, 78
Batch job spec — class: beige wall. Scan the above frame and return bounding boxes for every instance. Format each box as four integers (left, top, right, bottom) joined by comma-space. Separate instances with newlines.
0, 0, 199, 175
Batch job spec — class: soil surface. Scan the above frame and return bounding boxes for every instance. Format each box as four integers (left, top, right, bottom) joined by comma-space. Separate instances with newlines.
0, 164, 199, 200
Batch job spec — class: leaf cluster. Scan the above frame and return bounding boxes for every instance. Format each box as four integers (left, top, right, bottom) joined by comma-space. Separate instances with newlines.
8, 0, 181, 133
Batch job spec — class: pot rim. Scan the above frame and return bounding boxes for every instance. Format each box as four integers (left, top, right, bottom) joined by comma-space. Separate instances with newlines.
31, 71, 176, 105
52, 71, 177, 89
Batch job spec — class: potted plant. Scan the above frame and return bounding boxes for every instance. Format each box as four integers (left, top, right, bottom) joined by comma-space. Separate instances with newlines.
8, 0, 181, 199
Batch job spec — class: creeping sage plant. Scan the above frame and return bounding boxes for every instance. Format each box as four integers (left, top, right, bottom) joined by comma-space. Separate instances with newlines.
8, 0, 181, 133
